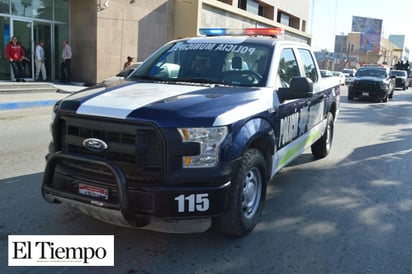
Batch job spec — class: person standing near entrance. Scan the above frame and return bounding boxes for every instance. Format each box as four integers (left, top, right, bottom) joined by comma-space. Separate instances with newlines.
35, 40, 47, 81
5, 36, 25, 82
60, 39, 72, 82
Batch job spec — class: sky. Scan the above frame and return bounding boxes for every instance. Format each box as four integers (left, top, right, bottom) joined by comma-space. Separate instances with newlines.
309, 0, 412, 51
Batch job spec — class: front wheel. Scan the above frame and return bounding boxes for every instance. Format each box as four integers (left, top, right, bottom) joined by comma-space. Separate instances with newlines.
214, 149, 267, 236
311, 112, 334, 158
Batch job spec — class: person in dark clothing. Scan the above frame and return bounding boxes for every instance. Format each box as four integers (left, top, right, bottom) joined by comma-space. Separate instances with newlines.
60, 39, 72, 82
5, 36, 25, 82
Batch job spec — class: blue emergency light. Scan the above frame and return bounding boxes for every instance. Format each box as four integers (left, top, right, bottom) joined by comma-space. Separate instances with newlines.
199, 28, 227, 36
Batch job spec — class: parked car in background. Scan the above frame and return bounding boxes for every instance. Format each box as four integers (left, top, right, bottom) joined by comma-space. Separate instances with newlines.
348, 66, 395, 102
408, 70, 412, 87
320, 69, 333, 77
332, 71, 345, 85
342, 68, 356, 85
390, 69, 408, 90
102, 62, 142, 83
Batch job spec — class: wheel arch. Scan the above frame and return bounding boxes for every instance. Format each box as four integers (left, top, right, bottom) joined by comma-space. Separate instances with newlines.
328, 101, 337, 120
225, 118, 275, 181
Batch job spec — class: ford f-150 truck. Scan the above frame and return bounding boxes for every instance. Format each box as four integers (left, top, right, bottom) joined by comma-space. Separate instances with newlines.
42, 28, 340, 236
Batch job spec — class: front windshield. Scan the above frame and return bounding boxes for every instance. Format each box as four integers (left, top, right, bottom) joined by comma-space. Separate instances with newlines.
356, 69, 387, 78
390, 70, 406, 77
129, 40, 272, 87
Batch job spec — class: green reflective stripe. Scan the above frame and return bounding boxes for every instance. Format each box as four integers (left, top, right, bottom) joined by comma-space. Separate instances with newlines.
277, 125, 324, 169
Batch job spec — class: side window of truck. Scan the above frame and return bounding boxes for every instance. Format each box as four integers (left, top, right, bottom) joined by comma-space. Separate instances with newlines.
277, 48, 300, 88
298, 48, 319, 83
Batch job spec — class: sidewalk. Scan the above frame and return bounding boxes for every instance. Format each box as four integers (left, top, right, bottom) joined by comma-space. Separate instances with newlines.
0, 81, 86, 110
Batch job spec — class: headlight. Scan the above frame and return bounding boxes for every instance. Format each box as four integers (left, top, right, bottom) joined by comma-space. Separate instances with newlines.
380, 82, 388, 89
51, 100, 62, 120
178, 127, 228, 168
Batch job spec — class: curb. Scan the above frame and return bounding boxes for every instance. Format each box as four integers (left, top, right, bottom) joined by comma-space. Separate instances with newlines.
0, 99, 58, 110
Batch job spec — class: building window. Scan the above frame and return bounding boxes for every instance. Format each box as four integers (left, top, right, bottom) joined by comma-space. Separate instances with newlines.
55, 0, 69, 22
258, 5, 263, 16
289, 16, 299, 29
258, 2, 274, 20
238, 0, 246, 10
278, 12, 289, 25
277, 10, 300, 30
302, 20, 306, 32
218, 0, 232, 5
0, 0, 8, 13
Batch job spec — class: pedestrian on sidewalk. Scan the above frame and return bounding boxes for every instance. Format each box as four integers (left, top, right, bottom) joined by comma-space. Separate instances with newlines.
5, 36, 25, 82
60, 39, 72, 82
35, 40, 47, 81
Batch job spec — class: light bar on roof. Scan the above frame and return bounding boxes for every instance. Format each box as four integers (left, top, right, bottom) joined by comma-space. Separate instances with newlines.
199, 27, 284, 37
245, 28, 284, 36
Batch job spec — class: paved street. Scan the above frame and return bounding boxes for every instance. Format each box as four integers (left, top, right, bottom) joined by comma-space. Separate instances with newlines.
1, 85, 412, 273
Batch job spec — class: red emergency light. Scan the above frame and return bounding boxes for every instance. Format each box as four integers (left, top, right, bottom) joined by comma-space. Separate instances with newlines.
245, 28, 284, 37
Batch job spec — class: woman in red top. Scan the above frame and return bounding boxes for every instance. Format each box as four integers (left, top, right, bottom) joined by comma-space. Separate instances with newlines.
5, 36, 25, 82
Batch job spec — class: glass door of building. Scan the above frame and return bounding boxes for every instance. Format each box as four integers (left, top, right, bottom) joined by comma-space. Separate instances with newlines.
34, 22, 52, 81
11, 19, 33, 81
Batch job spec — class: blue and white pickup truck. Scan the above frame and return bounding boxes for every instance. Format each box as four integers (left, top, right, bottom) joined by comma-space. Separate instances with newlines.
42, 28, 340, 236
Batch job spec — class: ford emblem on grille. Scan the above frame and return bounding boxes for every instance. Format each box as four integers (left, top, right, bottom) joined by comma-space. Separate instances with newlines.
83, 138, 108, 152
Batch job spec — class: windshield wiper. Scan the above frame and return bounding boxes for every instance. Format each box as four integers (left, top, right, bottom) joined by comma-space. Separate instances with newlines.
129, 74, 164, 81
177, 77, 226, 85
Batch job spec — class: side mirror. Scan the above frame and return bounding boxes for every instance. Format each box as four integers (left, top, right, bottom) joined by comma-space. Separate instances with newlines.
278, 77, 313, 102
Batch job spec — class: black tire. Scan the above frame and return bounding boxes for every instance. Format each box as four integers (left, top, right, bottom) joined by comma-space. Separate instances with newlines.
347, 91, 353, 100
311, 112, 334, 158
214, 148, 267, 236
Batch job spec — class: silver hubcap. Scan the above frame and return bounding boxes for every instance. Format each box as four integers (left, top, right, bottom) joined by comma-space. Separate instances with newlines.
326, 119, 332, 150
242, 167, 262, 219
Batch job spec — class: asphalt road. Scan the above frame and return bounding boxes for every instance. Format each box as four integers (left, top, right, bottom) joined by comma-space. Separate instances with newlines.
1, 86, 412, 273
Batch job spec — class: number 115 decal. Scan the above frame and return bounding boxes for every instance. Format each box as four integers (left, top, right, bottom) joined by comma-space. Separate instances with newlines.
174, 193, 209, 213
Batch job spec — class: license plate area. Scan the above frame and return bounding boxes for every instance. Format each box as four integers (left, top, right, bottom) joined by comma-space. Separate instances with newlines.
362, 92, 369, 96
78, 183, 109, 200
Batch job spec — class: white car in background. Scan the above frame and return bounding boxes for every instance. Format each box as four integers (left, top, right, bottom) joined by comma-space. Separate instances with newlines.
320, 69, 333, 78
103, 63, 142, 83
332, 71, 345, 85
342, 68, 356, 85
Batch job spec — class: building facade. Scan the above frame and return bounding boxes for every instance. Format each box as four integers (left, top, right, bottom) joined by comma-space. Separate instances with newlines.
0, 0, 69, 81
0, 0, 311, 84
327, 32, 402, 71
389, 34, 410, 62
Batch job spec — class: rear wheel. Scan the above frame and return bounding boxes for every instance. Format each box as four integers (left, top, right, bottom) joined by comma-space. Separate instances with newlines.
311, 112, 334, 158
214, 148, 267, 236
347, 90, 353, 100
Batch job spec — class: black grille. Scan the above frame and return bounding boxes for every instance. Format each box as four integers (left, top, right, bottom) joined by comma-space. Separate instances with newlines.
58, 115, 164, 185
354, 81, 379, 92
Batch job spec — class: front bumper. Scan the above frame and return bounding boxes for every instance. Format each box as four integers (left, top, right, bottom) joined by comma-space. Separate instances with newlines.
395, 78, 406, 87
349, 88, 389, 100
42, 151, 232, 233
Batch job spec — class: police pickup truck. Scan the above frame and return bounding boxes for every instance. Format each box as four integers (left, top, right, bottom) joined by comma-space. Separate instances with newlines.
42, 28, 340, 236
